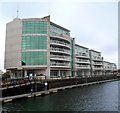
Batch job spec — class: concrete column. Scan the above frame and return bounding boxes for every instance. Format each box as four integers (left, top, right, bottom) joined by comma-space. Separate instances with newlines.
75, 71, 77, 76
46, 67, 50, 79
24, 70, 27, 77
67, 70, 70, 76
58, 70, 60, 76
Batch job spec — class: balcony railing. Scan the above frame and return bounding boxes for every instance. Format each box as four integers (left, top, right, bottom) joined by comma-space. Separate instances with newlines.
76, 60, 90, 64
76, 65, 90, 69
92, 67, 103, 70
50, 63, 70, 67
50, 40, 70, 47
50, 47, 70, 54
92, 62, 103, 65
50, 55, 70, 60
92, 56, 103, 61
76, 54, 89, 58
103, 67, 111, 70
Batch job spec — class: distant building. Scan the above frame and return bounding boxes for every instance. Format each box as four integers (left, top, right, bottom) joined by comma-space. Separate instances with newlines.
89, 50, 103, 76
110, 63, 117, 74
75, 44, 90, 77
4, 15, 117, 78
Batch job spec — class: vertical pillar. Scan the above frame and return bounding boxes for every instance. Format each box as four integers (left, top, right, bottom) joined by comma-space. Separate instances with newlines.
24, 70, 27, 77
58, 70, 60, 77
46, 67, 50, 79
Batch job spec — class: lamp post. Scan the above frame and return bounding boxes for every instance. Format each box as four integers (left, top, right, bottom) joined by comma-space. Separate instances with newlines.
44, 82, 48, 90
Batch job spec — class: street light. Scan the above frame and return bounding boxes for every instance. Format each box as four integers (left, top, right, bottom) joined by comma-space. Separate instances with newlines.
44, 82, 48, 90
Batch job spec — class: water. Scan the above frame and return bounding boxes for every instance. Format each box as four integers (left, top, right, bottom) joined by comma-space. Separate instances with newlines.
2, 81, 119, 111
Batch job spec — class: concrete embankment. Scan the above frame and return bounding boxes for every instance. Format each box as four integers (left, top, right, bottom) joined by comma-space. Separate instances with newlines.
1, 76, 119, 103
1, 75, 118, 98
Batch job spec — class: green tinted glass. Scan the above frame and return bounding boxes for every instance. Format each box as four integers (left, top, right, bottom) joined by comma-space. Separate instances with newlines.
22, 36, 47, 50
22, 51, 47, 65
22, 21, 48, 34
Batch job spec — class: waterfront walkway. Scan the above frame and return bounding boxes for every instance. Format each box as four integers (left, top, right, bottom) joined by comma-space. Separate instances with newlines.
1, 78, 118, 103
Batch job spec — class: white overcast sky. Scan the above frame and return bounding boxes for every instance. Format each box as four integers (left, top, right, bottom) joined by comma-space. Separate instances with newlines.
0, 0, 119, 71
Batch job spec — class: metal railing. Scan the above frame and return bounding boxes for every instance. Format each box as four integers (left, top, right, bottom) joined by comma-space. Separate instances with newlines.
50, 47, 70, 54
50, 55, 70, 60
50, 40, 70, 47
50, 63, 70, 66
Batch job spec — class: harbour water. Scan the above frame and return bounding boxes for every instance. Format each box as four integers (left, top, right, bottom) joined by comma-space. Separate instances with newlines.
2, 81, 119, 112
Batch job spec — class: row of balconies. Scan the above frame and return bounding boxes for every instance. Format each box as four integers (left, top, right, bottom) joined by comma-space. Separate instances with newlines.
92, 61, 103, 65
50, 47, 70, 54
50, 35, 70, 43
50, 40, 70, 47
49, 60, 117, 71
50, 55, 70, 60
76, 54, 89, 59
76, 64, 90, 69
50, 63, 70, 67
75, 59, 90, 64
50, 30, 70, 38
92, 66, 103, 70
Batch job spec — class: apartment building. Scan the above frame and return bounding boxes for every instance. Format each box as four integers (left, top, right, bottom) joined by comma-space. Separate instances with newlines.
103, 61, 117, 75
110, 63, 117, 74
5, 16, 73, 78
103, 61, 112, 75
75, 44, 90, 77
89, 50, 103, 76
4, 15, 117, 78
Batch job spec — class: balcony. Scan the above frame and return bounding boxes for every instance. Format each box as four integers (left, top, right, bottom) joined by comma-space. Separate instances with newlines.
50, 63, 70, 68
76, 59, 90, 64
103, 67, 111, 71
92, 66, 103, 70
50, 55, 70, 61
50, 30, 70, 38
76, 53, 90, 59
50, 47, 70, 55
92, 62, 103, 66
92, 56, 103, 61
50, 40, 70, 49
76, 65, 90, 69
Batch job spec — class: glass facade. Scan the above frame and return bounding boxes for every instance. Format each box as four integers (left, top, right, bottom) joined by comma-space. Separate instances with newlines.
22, 36, 47, 50
22, 21, 48, 34
22, 20, 48, 66
22, 51, 47, 66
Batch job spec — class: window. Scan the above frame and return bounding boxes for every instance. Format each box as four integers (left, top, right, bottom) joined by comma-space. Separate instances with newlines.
50, 71, 58, 76
22, 51, 47, 66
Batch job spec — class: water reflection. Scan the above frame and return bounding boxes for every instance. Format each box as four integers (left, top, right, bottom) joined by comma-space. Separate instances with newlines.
2, 81, 118, 111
